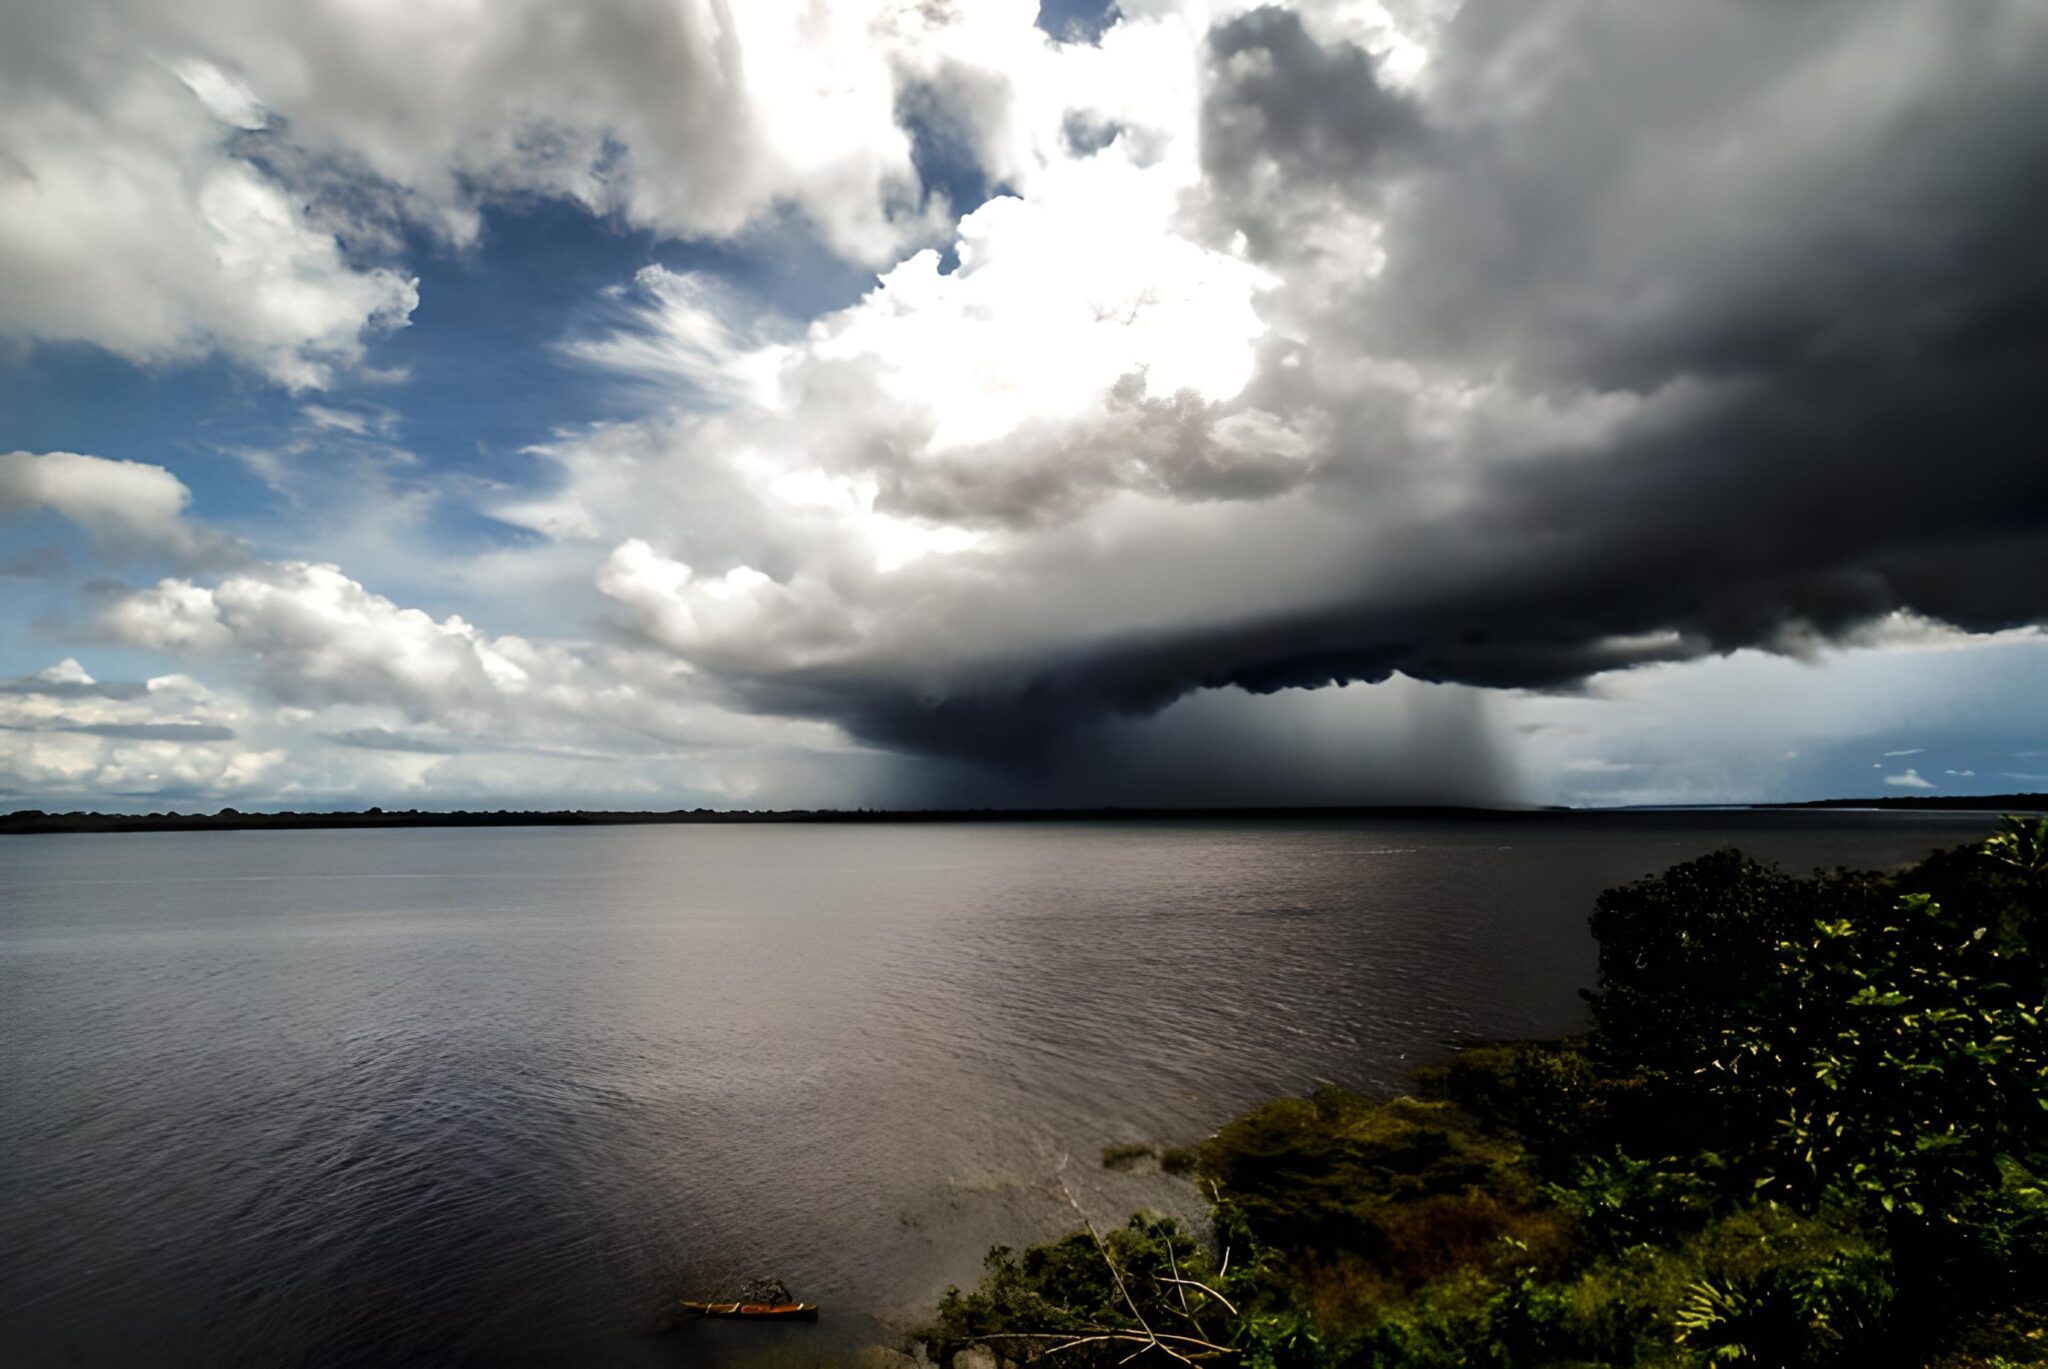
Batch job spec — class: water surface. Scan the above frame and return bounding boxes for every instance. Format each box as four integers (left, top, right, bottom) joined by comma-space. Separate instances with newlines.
0, 812, 1999, 1365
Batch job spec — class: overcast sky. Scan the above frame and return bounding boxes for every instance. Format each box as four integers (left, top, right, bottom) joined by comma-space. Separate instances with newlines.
2, 0, 2043, 812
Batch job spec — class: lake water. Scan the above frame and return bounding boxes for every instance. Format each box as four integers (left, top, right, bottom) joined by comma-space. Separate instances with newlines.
0, 812, 2002, 1365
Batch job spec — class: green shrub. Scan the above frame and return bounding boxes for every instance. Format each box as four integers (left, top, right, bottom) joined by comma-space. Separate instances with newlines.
1200, 1090, 1545, 1239
1551, 1150, 1716, 1255
1101, 1142, 1156, 1171
1414, 1038, 1607, 1167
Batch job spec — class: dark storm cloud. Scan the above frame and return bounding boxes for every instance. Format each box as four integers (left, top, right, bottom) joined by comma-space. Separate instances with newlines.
1359, 1, 2048, 396
662, 1, 2048, 772
908, 680, 1516, 808
1201, 5, 1421, 191
878, 335, 2042, 766
1197, 6, 1423, 259
1182, 1, 2043, 701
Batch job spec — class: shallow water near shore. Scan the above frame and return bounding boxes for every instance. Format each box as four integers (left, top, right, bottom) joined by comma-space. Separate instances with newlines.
0, 811, 2002, 1366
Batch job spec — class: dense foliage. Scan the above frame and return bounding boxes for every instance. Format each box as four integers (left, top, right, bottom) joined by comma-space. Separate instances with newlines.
916, 818, 2048, 1367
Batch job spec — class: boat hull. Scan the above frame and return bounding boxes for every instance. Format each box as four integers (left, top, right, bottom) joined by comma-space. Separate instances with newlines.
679, 1301, 819, 1321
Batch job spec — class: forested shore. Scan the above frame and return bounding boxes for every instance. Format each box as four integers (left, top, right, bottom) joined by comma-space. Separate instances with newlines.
906, 819, 2048, 1368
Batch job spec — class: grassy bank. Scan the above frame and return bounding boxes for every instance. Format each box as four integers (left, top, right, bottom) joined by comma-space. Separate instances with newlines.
913, 818, 2048, 1367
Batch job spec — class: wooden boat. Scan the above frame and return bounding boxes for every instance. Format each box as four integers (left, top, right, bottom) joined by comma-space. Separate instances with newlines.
679, 1300, 819, 1321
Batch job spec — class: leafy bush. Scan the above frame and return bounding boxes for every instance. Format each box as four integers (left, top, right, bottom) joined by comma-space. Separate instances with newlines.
1413, 1038, 1607, 1166
1550, 1150, 1716, 1255
1703, 892, 2046, 1219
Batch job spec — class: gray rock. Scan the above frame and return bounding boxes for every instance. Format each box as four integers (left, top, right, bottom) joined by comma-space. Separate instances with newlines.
853, 1349, 918, 1369
951, 1346, 1000, 1369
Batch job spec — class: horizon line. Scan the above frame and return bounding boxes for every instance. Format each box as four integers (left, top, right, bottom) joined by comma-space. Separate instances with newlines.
4, 794, 2044, 836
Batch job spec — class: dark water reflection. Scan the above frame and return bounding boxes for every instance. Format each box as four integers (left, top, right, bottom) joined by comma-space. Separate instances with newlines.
0, 812, 1998, 1365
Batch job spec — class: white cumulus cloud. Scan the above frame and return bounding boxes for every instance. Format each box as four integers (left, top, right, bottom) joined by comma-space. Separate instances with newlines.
0, 451, 234, 564
0, 0, 1088, 386
0, 43, 417, 388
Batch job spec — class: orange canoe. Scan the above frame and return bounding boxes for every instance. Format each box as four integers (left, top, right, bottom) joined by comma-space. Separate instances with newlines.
680, 1300, 819, 1321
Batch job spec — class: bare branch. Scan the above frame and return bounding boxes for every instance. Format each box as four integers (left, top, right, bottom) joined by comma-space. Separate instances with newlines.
1165, 1235, 1192, 1321
1154, 1276, 1239, 1318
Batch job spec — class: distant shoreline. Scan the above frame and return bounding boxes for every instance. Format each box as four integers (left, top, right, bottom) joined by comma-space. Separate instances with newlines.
2, 794, 2042, 835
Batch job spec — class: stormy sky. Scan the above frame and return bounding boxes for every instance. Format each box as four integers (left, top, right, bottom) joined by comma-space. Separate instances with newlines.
1, 0, 2043, 811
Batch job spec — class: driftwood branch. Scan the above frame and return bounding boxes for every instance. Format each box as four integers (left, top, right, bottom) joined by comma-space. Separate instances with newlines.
976, 1331, 1234, 1361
